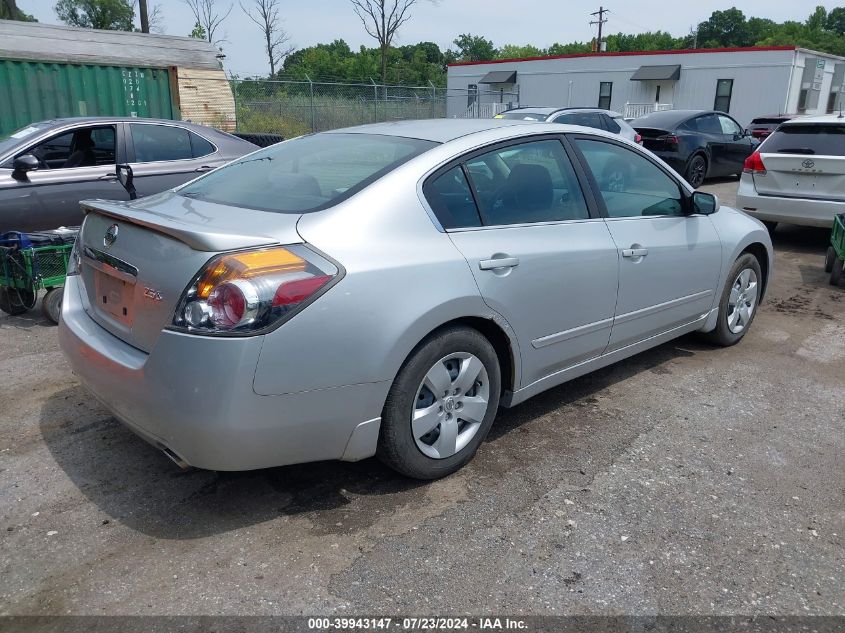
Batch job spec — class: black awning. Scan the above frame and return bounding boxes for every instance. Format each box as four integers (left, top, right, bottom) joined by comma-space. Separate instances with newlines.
479, 70, 517, 84
630, 64, 681, 81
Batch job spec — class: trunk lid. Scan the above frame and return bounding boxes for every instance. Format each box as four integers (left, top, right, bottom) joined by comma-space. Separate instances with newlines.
755, 122, 845, 201
77, 191, 302, 352
635, 127, 675, 152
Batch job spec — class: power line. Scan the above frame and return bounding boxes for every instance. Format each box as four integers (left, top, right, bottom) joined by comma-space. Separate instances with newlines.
590, 6, 609, 52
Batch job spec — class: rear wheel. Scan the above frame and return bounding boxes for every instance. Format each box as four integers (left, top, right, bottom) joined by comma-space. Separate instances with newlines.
831, 255, 844, 287
825, 247, 836, 273
42, 287, 63, 324
378, 326, 501, 480
0, 287, 35, 316
705, 253, 763, 347
685, 154, 707, 188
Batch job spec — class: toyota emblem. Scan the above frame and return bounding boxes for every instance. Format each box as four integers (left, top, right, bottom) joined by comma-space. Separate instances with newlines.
104, 224, 119, 248
802, 159, 815, 169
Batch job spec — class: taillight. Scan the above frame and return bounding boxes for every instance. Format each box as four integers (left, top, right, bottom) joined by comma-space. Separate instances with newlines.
659, 135, 680, 149
743, 151, 767, 175
171, 245, 339, 336
634, 133, 643, 145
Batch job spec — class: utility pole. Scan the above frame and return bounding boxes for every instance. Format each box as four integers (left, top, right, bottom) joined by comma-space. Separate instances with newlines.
139, 0, 150, 33
590, 6, 609, 52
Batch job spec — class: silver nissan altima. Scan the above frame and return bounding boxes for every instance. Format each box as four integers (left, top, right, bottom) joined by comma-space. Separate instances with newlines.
59, 119, 773, 479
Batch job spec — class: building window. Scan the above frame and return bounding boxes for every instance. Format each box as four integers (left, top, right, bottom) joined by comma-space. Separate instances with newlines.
467, 84, 478, 108
797, 89, 809, 112
598, 82, 612, 109
714, 79, 733, 112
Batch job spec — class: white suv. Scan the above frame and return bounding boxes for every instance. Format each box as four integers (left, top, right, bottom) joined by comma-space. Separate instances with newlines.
737, 115, 845, 230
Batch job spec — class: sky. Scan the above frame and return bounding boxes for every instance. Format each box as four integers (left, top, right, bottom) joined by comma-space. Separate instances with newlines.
18, 0, 844, 78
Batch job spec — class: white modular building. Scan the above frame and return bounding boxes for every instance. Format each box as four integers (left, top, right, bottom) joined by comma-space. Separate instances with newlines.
446, 46, 845, 126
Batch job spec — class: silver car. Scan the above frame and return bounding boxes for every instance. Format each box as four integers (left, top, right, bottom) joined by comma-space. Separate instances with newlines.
0, 117, 256, 232
496, 107, 641, 143
737, 115, 845, 230
59, 119, 773, 479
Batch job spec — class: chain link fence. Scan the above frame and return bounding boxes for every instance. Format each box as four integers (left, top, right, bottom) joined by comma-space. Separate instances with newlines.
179, 77, 520, 137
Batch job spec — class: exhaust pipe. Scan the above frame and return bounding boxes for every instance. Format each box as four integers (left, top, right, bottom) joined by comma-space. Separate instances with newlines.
160, 446, 191, 471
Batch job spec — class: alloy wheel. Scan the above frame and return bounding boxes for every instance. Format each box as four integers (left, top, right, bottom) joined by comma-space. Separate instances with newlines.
411, 352, 490, 459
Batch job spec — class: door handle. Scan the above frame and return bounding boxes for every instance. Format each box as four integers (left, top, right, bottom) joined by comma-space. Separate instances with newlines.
479, 257, 519, 270
99, 173, 118, 181
194, 165, 214, 173
622, 248, 649, 258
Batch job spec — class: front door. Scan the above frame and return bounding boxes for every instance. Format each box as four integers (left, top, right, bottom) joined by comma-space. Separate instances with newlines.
425, 137, 619, 388
717, 114, 757, 176
571, 136, 722, 351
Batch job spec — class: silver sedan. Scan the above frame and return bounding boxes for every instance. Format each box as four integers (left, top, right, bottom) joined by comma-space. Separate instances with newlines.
59, 119, 773, 479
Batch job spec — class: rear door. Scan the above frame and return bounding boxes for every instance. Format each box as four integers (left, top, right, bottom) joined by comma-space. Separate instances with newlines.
686, 114, 729, 176
754, 122, 845, 201
570, 136, 722, 351
425, 136, 619, 387
126, 122, 226, 197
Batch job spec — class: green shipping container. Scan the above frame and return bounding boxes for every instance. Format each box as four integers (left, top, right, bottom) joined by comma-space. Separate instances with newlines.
0, 59, 175, 136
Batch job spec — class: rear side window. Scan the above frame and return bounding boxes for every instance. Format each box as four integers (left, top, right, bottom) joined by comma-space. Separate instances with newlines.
425, 166, 482, 229
760, 124, 845, 156
189, 132, 216, 158
555, 112, 604, 131
131, 124, 192, 162
497, 112, 548, 121
465, 139, 589, 225
180, 133, 437, 213
604, 115, 621, 134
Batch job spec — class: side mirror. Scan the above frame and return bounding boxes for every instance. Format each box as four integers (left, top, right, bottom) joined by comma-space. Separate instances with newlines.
116, 163, 137, 200
12, 154, 39, 178
692, 191, 719, 215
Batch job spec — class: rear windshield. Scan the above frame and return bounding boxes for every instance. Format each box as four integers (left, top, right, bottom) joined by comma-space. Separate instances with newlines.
178, 133, 437, 213
760, 123, 845, 156
496, 112, 549, 121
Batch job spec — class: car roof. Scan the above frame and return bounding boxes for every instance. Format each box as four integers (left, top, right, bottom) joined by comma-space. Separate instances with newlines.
505, 106, 623, 117
12, 116, 231, 134
779, 114, 845, 125
632, 109, 716, 127
325, 118, 538, 143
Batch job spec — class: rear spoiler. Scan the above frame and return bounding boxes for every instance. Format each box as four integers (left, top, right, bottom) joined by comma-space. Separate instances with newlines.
80, 199, 282, 252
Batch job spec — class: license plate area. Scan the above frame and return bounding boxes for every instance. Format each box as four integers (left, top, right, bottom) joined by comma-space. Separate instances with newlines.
94, 268, 135, 326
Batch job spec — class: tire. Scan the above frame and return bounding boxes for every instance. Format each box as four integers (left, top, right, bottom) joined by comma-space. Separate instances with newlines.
685, 154, 707, 188
762, 221, 778, 235
705, 253, 763, 347
42, 287, 63, 324
377, 326, 501, 480
0, 287, 35, 316
825, 247, 836, 273
232, 132, 284, 148
831, 255, 844, 287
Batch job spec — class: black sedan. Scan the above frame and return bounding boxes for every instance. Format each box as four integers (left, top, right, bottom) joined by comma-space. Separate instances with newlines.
0, 117, 257, 232
632, 110, 758, 187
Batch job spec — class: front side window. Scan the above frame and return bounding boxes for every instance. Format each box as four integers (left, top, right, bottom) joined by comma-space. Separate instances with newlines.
598, 82, 612, 109
717, 115, 743, 137
23, 126, 116, 169
464, 139, 589, 225
574, 138, 684, 218
180, 133, 436, 214
714, 79, 733, 112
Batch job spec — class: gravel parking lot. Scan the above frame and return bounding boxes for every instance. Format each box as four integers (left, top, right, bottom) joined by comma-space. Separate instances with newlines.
1, 179, 843, 617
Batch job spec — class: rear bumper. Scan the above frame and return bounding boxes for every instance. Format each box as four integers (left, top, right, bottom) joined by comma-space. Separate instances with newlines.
58, 274, 388, 471
737, 174, 842, 228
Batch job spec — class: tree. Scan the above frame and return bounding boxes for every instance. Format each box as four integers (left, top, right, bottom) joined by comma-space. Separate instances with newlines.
182, 0, 232, 44
349, 0, 418, 83
806, 5, 828, 31
828, 7, 845, 35
189, 21, 207, 39
54, 0, 134, 30
1, 0, 36, 20
695, 7, 750, 48
452, 34, 497, 61
241, 0, 293, 77
497, 44, 545, 59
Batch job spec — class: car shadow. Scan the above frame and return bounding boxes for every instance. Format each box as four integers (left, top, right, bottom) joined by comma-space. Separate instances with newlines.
771, 224, 830, 256
39, 335, 709, 541
0, 308, 55, 330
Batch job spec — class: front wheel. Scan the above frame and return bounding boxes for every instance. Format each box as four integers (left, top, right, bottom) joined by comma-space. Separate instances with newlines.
705, 253, 763, 347
685, 155, 707, 188
377, 326, 501, 480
